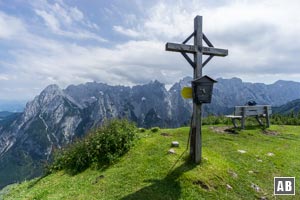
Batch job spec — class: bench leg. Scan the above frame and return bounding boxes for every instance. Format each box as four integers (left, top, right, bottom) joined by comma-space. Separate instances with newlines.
241, 117, 245, 129
255, 116, 263, 126
241, 107, 246, 129
266, 115, 270, 128
265, 107, 270, 128
232, 118, 238, 128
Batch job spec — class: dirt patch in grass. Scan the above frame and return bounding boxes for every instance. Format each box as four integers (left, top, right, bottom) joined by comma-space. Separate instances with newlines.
262, 130, 280, 136
210, 126, 238, 134
161, 132, 171, 137
91, 175, 105, 184
193, 180, 210, 190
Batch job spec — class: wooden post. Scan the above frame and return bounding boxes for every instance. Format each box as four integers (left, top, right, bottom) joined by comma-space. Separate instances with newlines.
165, 15, 228, 164
192, 16, 203, 163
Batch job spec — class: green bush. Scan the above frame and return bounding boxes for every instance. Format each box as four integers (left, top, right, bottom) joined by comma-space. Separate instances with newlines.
200, 113, 300, 126
270, 113, 300, 125
202, 115, 231, 125
150, 127, 160, 133
47, 119, 137, 174
138, 128, 146, 133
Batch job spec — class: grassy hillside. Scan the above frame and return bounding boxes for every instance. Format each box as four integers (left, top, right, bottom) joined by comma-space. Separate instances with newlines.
3, 125, 300, 199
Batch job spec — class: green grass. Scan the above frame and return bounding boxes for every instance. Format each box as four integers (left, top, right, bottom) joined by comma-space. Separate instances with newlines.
3, 125, 300, 199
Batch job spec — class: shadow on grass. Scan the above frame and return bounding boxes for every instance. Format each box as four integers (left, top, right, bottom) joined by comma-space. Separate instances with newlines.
121, 159, 197, 200
224, 127, 240, 134
27, 164, 109, 189
242, 125, 267, 131
26, 174, 48, 189
227, 124, 269, 132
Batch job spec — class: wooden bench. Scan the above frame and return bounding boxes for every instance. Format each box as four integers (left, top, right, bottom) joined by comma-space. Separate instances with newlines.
226, 105, 272, 129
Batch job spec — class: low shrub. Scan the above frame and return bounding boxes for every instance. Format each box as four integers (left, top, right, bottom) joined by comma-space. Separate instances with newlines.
47, 119, 137, 174
150, 127, 160, 133
270, 113, 300, 125
138, 128, 146, 133
202, 115, 231, 125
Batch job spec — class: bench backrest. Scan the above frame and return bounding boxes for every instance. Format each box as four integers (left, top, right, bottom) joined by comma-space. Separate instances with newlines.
234, 105, 272, 116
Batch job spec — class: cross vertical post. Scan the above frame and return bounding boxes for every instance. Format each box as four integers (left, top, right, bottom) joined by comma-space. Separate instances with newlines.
191, 16, 203, 163
165, 15, 228, 164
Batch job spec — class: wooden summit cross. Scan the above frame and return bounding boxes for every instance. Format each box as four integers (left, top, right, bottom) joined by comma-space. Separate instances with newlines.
165, 15, 228, 163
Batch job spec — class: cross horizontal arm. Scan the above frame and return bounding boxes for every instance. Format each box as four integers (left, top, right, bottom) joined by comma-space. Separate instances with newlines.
166, 42, 228, 57
202, 47, 228, 57
166, 43, 195, 53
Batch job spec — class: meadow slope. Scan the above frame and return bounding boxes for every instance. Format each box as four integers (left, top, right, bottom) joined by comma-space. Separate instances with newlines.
3, 125, 300, 200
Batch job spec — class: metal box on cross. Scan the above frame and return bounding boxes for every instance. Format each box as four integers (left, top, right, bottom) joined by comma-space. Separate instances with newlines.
192, 75, 217, 104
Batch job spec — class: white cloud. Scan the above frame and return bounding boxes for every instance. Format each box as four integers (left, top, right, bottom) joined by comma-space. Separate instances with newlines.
113, 25, 141, 38
125, 0, 300, 83
0, 74, 9, 81
33, 0, 106, 42
8, 36, 185, 88
51, 2, 84, 24
35, 9, 60, 31
0, 12, 26, 39
33, 1, 84, 25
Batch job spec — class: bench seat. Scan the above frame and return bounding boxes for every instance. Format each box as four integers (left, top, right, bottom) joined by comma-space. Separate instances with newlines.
226, 105, 271, 129
225, 115, 242, 119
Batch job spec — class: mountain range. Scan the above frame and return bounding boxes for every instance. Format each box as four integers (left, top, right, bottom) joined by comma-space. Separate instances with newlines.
273, 99, 300, 114
1, 77, 300, 188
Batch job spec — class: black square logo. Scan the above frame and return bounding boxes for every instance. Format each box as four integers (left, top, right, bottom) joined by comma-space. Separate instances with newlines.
274, 177, 295, 195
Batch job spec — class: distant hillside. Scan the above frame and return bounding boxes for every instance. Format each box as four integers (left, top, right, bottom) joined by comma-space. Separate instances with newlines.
0, 112, 21, 126
3, 125, 300, 199
0, 112, 13, 119
0, 100, 26, 112
273, 99, 300, 114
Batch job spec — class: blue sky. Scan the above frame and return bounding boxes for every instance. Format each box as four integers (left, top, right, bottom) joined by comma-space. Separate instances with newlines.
0, 0, 300, 100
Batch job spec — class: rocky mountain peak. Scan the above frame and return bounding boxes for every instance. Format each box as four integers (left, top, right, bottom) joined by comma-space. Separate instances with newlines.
181, 76, 192, 83
146, 80, 165, 88
42, 84, 60, 92
39, 84, 63, 103
169, 76, 192, 93
216, 77, 242, 84
22, 84, 64, 121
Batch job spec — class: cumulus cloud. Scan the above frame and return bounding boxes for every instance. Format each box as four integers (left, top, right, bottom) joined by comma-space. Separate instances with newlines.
1, 0, 300, 100
113, 25, 141, 38
33, 0, 106, 42
112, 0, 300, 78
0, 11, 26, 39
